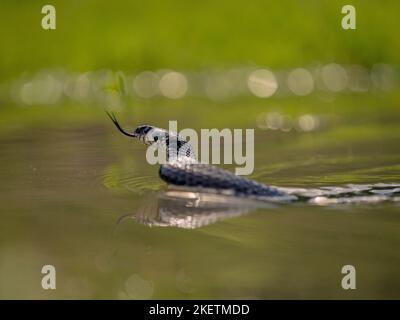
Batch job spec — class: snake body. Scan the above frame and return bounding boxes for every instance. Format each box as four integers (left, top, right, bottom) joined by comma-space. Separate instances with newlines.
159, 162, 284, 197
107, 113, 286, 198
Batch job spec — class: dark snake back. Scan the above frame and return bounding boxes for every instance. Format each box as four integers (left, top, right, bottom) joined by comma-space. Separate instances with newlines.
159, 162, 284, 197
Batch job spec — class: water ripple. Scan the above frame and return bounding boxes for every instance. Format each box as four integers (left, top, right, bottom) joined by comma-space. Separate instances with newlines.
102, 165, 163, 194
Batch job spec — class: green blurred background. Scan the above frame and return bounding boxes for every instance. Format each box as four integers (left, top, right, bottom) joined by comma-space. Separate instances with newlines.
0, 1, 399, 299
2, 0, 400, 75
0, 0, 399, 128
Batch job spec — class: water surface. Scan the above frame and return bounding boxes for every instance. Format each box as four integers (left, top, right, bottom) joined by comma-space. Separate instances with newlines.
0, 115, 399, 299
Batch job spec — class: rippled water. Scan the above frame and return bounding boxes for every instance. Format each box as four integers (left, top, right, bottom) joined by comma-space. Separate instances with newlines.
0, 121, 399, 299
121, 183, 400, 230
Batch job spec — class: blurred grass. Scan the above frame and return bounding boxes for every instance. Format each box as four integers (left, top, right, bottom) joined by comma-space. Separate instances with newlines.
0, 0, 399, 132
0, 90, 399, 134
0, 0, 399, 79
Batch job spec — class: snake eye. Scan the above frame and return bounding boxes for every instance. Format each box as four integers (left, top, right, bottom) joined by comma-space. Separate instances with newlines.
134, 125, 153, 136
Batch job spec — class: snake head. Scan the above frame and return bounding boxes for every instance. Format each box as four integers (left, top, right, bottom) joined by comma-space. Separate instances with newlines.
134, 125, 162, 145
106, 112, 160, 145
107, 112, 196, 161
